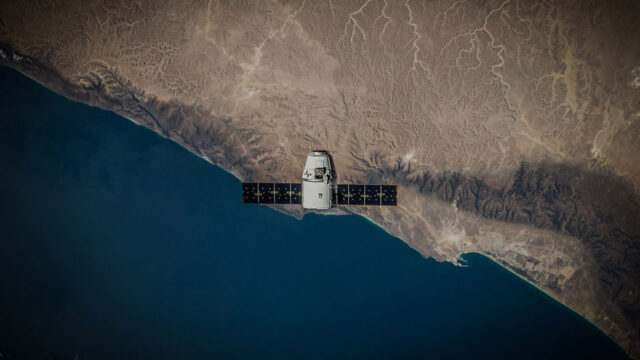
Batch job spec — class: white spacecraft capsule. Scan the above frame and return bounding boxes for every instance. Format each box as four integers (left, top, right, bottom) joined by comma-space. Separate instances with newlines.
301, 150, 334, 210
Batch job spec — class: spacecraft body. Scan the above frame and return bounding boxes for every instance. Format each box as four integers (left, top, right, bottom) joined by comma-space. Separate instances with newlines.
301, 150, 334, 210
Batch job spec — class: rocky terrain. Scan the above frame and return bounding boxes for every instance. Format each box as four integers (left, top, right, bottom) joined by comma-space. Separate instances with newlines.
1, 0, 639, 356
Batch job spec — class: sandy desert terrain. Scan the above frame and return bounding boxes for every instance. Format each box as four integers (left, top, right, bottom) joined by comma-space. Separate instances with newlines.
1, 0, 639, 356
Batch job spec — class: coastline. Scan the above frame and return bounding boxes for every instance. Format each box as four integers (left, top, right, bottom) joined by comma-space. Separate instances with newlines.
0, 57, 634, 357
471, 251, 626, 351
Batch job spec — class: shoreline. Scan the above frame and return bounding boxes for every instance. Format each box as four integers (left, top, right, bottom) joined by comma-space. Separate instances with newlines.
467, 251, 625, 351
136, 126, 632, 357
0, 62, 633, 358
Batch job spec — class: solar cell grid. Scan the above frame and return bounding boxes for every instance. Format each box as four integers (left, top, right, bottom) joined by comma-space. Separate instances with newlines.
381, 185, 397, 206
258, 183, 274, 203
290, 183, 302, 204
337, 184, 349, 205
365, 185, 381, 205
348, 185, 365, 205
242, 183, 258, 203
275, 183, 291, 204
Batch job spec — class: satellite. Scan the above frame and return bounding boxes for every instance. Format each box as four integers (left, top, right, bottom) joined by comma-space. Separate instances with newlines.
242, 150, 397, 209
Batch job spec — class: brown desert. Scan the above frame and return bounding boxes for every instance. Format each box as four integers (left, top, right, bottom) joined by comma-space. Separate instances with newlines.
1, 0, 639, 357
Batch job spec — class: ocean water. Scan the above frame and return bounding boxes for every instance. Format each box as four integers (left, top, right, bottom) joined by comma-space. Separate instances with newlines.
0, 66, 629, 360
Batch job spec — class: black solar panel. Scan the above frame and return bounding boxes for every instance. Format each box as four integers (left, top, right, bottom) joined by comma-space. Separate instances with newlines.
290, 183, 302, 204
243, 182, 396, 206
337, 184, 349, 205
258, 183, 274, 203
274, 183, 291, 204
381, 185, 397, 206
365, 185, 381, 205
242, 183, 258, 203
348, 185, 365, 205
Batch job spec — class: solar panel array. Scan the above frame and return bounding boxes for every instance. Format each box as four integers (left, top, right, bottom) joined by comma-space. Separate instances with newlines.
337, 184, 397, 206
242, 183, 302, 205
243, 183, 397, 206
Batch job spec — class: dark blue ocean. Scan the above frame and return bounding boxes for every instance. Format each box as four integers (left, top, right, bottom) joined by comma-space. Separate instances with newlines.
0, 66, 629, 359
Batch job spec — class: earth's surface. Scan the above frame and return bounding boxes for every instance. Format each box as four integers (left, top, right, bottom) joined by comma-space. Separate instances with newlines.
1, 0, 639, 356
